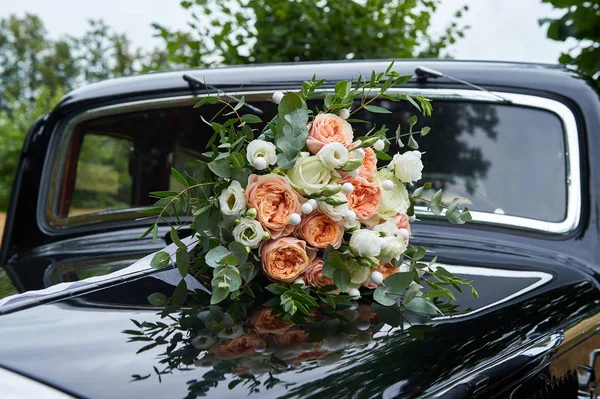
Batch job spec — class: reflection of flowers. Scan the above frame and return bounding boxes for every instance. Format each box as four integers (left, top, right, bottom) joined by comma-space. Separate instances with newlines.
127, 304, 391, 397
210, 332, 265, 360
250, 308, 294, 335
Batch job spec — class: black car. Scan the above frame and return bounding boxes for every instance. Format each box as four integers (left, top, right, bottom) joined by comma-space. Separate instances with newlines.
0, 60, 599, 399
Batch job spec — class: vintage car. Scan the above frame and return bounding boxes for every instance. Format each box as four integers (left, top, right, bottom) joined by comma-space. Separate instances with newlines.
0, 60, 599, 399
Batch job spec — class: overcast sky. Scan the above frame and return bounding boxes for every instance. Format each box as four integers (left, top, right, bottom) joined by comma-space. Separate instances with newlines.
1, 0, 574, 64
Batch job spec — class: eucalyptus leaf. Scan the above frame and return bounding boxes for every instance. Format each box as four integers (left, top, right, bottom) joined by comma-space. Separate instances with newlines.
364, 105, 392, 114
374, 286, 396, 306
147, 292, 168, 307
176, 248, 190, 277
150, 251, 171, 269
205, 246, 229, 268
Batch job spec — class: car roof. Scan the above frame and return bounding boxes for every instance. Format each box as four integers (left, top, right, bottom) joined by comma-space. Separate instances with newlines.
58, 59, 591, 107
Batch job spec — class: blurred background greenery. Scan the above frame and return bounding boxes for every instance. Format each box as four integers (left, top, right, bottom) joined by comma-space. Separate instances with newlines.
0, 0, 597, 241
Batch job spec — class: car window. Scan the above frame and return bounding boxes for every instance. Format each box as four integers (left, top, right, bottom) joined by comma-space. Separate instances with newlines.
51, 94, 569, 228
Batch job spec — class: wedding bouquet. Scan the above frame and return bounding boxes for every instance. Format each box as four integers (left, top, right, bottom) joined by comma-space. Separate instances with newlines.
143, 61, 477, 319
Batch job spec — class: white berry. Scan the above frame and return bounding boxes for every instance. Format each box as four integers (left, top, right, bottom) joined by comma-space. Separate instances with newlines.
344, 209, 356, 222
348, 169, 359, 177
301, 202, 314, 214
382, 180, 394, 191
409, 215, 416, 223
339, 108, 350, 119
342, 182, 354, 194
348, 288, 361, 300
370, 271, 384, 285
272, 91, 284, 104
397, 228, 410, 240
253, 157, 267, 170
373, 139, 385, 151
308, 199, 318, 208
289, 213, 302, 225
354, 148, 365, 159
349, 300, 359, 310
357, 320, 371, 331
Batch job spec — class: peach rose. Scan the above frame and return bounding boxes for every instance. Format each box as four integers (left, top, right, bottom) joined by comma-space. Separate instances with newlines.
210, 332, 264, 359
303, 259, 336, 289
343, 176, 381, 221
394, 213, 411, 236
246, 174, 302, 239
288, 348, 329, 365
359, 147, 377, 180
270, 328, 309, 347
362, 262, 400, 289
307, 113, 354, 154
295, 212, 344, 249
260, 237, 311, 282
250, 308, 294, 335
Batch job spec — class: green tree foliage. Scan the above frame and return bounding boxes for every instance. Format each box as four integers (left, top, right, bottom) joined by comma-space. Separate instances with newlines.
0, 14, 170, 211
540, 1, 600, 81
153, 0, 469, 67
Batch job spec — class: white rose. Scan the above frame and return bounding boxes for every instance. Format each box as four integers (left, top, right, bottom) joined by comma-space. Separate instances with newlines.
372, 218, 399, 235
232, 218, 265, 248
379, 236, 407, 263
349, 229, 381, 258
376, 169, 410, 219
219, 180, 247, 216
287, 152, 333, 195
318, 193, 349, 221
317, 142, 349, 170
246, 140, 277, 168
389, 150, 423, 183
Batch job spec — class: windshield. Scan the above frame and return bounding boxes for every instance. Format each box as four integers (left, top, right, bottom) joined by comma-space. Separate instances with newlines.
53, 96, 567, 226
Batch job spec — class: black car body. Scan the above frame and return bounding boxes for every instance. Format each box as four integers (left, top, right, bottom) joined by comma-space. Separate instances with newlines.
1, 60, 599, 398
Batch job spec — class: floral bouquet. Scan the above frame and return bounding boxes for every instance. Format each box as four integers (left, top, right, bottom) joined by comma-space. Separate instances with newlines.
143, 61, 477, 320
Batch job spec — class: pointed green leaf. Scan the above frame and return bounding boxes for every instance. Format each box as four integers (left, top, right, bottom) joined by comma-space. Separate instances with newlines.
150, 251, 170, 269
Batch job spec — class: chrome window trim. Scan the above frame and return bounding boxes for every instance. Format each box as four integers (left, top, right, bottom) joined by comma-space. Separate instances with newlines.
38, 89, 581, 235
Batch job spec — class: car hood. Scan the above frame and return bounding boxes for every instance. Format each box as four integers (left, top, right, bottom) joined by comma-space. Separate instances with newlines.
0, 236, 599, 399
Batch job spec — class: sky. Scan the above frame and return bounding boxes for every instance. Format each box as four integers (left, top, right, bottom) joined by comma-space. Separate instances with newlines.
0, 0, 575, 64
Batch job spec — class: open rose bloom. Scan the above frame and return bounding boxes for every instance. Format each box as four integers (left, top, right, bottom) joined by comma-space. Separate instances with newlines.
150, 66, 476, 318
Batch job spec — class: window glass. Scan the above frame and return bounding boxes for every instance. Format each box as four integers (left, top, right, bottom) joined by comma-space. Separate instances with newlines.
58, 97, 567, 224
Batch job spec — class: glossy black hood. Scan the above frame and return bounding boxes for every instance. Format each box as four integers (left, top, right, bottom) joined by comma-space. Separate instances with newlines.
0, 246, 598, 399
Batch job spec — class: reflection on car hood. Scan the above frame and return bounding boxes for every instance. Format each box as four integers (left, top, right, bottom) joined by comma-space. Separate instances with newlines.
0, 256, 597, 399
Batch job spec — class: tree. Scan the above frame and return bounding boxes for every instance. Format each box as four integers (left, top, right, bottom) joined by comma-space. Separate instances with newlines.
540, 1, 600, 81
0, 14, 171, 211
153, 0, 469, 67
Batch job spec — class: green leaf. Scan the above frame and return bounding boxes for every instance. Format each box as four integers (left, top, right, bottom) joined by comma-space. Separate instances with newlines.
364, 105, 392, 114
403, 283, 422, 305
414, 246, 426, 261
172, 279, 188, 307
169, 229, 186, 250
150, 251, 171, 269
241, 114, 262, 124
233, 96, 245, 111
421, 126, 431, 136
429, 189, 444, 215
205, 246, 229, 268
384, 271, 414, 294
228, 241, 248, 265
228, 152, 245, 170
332, 267, 351, 292
208, 158, 231, 178
171, 168, 189, 187
334, 80, 350, 98
176, 248, 190, 277
211, 287, 229, 305
409, 115, 418, 130
404, 297, 440, 315
408, 134, 419, 149
147, 292, 168, 306
374, 285, 396, 306
238, 262, 258, 283
375, 150, 392, 161
371, 303, 403, 327
460, 208, 473, 222
192, 206, 220, 231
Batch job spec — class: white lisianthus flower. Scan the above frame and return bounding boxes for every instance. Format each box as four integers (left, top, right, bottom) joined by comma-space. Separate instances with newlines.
389, 150, 423, 183
318, 193, 349, 221
376, 169, 410, 219
287, 152, 333, 195
232, 218, 266, 248
317, 142, 349, 170
379, 236, 407, 263
349, 229, 382, 257
372, 218, 400, 235
246, 140, 277, 169
219, 180, 247, 216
